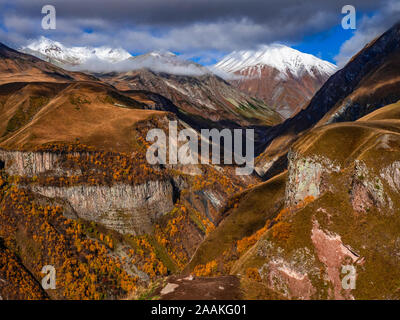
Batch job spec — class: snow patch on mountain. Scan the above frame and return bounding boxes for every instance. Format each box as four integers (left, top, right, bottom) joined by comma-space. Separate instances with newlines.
214, 44, 337, 79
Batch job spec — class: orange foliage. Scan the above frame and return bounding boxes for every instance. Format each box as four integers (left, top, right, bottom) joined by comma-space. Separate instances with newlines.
236, 220, 270, 255
245, 268, 261, 282
0, 183, 138, 299
0, 244, 48, 300
127, 235, 168, 278
236, 195, 315, 257
193, 260, 218, 277
26, 142, 166, 187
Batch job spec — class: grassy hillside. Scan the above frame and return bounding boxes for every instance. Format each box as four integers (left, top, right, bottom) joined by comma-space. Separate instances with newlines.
187, 99, 400, 299
0, 81, 163, 152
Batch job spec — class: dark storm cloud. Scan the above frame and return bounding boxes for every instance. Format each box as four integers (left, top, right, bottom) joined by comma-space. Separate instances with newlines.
2, 0, 379, 27
0, 0, 392, 64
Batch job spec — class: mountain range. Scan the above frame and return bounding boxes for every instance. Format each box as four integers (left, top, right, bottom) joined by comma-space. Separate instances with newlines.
0, 40, 259, 299
2, 22, 400, 300
21, 36, 131, 67
21, 37, 336, 119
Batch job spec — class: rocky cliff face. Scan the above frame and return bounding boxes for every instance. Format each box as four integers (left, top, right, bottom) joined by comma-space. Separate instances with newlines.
31, 181, 174, 235
237, 150, 400, 299
0, 150, 72, 176
286, 145, 400, 209
285, 151, 394, 213
0, 149, 176, 235
0, 146, 235, 237
257, 147, 400, 299
285, 151, 340, 207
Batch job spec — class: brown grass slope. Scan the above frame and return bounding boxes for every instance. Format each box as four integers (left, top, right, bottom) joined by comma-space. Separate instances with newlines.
192, 100, 400, 299
188, 171, 287, 271
0, 81, 164, 152
0, 42, 96, 84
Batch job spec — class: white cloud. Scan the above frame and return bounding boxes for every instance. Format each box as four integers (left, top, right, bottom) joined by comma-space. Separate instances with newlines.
334, 0, 400, 68
67, 55, 211, 76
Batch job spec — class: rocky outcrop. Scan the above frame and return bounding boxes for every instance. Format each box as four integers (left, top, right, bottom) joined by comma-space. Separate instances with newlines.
31, 181, 174, 235
0, 150, 58, 176
350, 160, 388, 212
285, 151, 398, 213
311, 220, 361, 300
380, 161, 400, 192
0, 147, 239, 237
0, 149, 176, 235
256, 240, 319, 300
0, 150, 82, 177
285, 151, 340, 206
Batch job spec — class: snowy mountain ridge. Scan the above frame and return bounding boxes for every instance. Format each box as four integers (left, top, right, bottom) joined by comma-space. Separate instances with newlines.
20, 37, 208, 75
21, 36, 132, 66
214, 44, 337, 79
20, 38, 335, 80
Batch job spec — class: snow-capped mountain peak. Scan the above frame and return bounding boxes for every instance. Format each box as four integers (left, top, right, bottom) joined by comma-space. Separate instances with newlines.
214, 44, 337, 79
20, 38, 208, 75
22, 36, 132, 66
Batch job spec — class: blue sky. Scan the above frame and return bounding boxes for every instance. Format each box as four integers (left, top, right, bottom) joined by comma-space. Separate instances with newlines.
292, 10, 377, 64
292, 25, 355, 64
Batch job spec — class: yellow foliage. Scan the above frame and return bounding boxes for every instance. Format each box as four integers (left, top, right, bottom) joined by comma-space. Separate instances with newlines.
193, 260, 218, 277
246, 268, 261, 282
